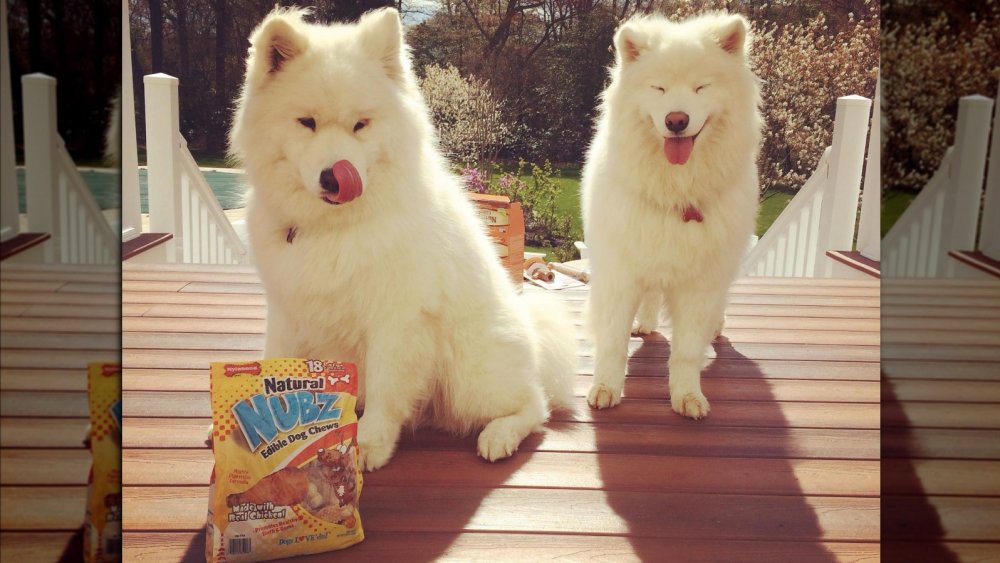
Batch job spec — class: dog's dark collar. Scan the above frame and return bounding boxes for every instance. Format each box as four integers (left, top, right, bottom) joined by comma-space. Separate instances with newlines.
286, 226, 298, 244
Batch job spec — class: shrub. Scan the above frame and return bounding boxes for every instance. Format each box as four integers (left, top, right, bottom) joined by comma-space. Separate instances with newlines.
419, 64, 511, 168
881, 3, 1000, 191
750, 9, 879, 192
461, 161, 579, 262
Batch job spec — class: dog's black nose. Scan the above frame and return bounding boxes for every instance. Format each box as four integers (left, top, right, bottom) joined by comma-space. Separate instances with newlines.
666, 112, 689, 133
319, 169, 339, 194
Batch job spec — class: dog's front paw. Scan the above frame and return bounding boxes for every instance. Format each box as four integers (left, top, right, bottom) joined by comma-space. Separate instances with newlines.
477, 420, 522, 462
670, 390, 710, 419
631, 319, 657, 336
587, 382, 622, 410
358, 438, 395, 472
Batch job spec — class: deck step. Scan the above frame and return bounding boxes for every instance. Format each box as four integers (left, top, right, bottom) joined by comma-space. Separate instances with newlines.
0, 232, 50, 261
122, 232, 173, 261
949, 250, 1000, 278
827, 250, 880, 278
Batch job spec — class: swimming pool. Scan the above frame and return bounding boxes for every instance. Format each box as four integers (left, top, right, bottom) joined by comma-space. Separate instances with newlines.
15, 167, 249, 212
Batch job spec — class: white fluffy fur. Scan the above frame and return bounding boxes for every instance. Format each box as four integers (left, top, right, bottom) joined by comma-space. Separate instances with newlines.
581, 12, 762, 418
230, 8, 576, 470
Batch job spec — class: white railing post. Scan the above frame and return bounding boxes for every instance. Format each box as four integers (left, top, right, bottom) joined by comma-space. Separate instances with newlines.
944, 95, 993, 275
22, 73, 59, 261
121, 0, 142, 243
815, 95, 872, 276
0, 0, 18, 242
144, 73, 182, 262
856, 75, 881, 261
978, 88, 1000, 260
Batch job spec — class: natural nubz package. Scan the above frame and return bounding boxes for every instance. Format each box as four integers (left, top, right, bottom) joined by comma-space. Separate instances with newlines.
207, 359, 364, 562
85, 362, 122, 562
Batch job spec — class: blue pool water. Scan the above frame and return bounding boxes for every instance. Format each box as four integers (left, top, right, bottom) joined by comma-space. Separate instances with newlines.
15, 167, 248, 212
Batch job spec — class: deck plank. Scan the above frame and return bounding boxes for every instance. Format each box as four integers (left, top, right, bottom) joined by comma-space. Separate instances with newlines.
118, 390, 879, 428
120, 342, 879, 369
881, 460, 1000, 495
122, 448, 879, 495
120, 357, 881, 385
121, 328, 881, 349
121, 416, 880, 459
113, 379, 878, 421
0, 450, 91, 485
127, 301, 881, 320
0, 487, 87, 529
121, 289, 881, 308
123, 314, 881, 332
121, 533, 881, 563
122, 485, 879, 540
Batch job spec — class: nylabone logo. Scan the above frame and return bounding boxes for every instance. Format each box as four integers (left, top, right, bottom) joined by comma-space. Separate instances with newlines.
102, 364, 121, 377
225, 362, 262, 377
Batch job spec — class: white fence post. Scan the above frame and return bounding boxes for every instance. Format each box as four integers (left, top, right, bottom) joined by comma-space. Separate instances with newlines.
944, 95, 993, 275
856, 75, 881, 261
978, 88, 1000, 260
22, 73, 59, 261
121, 0, 142, 243
815, 95, 872, 276
0, 0, 18, 242
144, 73, 182, 261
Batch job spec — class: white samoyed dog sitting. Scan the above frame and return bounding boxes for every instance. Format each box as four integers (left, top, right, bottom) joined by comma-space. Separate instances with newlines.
581, 12, 762, 418
230, 8, 576, 471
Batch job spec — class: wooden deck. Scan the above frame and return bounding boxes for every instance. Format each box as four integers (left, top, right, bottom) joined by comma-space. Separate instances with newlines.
115, 263, 880, 561
0, 263, 120, 561
881, 278, 1000, 561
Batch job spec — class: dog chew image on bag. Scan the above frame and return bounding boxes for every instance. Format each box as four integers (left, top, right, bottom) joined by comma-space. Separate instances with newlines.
207, 359, 364, 562
85, 362, 122, 562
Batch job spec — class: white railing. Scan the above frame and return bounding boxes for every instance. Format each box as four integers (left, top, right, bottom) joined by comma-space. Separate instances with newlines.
855, 74, 881, 261
883, 94, 995, 277
120, 0, 141, 242
745, 95, 874, 277
21, 74, 117, 264
978, 90, 1000, 258
0, 0, 17, 242
143, 73, 248, 264
746, 149, 829, 277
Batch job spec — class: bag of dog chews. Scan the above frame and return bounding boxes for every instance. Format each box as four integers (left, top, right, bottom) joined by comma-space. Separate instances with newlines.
207, 359, 364, 562
85, 362, 122, 562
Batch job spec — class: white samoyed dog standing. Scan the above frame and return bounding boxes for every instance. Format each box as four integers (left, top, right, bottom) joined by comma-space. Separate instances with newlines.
230, 8, 576, 471
581, 13, 762, 418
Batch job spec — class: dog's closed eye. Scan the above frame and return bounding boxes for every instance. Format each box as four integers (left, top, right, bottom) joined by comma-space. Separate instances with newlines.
353, 119, 370, 133
696, 84, 711, 93
298, 117, 316, 131
651, 85, 665, 94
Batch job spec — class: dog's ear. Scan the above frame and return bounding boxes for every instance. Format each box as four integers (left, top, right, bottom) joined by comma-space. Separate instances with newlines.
713, 14, 749, 57
614, 23, 647, 65
248, 9, 309, 82
358, 8, 406, 81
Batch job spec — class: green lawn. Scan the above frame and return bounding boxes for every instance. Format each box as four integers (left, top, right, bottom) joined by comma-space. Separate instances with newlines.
757, 190, 794, 238
882, 189, 917, 238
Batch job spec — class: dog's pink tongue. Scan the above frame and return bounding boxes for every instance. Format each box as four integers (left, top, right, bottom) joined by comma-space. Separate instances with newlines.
325, 160, 363, 204
664, 137, 694, 165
